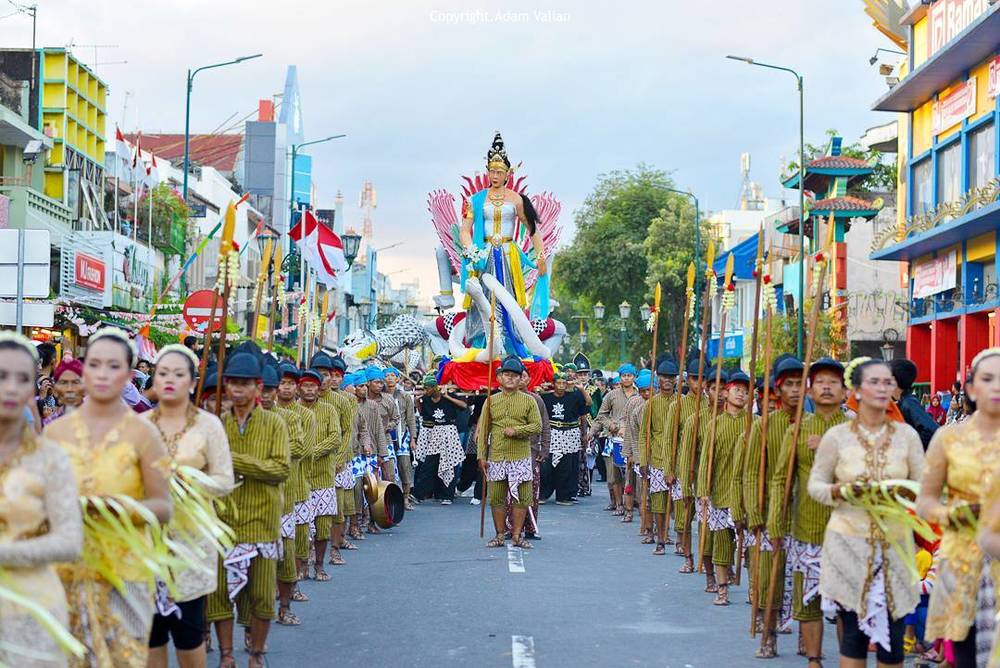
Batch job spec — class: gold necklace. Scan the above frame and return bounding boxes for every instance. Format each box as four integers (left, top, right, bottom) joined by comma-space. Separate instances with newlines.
150, 404, 199, 459
0, 425, 38, 482
488, 189, 506, 205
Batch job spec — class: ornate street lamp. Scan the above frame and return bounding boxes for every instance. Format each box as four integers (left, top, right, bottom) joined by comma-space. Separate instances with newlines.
593, 302, 605, 320
342, 232, 362, 268
639, 303, 652, 321
619, 300, 632, 320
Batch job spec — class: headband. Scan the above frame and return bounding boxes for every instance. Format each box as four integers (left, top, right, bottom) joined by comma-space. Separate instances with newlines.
53, 358, 84, 381
843, 356, 873, 391
154, 343, 200, 369
90, 326, 138, 367
0, 331, 40, 364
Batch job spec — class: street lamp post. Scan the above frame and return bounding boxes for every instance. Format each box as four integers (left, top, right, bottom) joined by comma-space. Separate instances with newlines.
654, 186, 701, 349
726, 55, 805, 358
183, 54, 262, 203
593, 301, 606, 367
618, 300, 632, 364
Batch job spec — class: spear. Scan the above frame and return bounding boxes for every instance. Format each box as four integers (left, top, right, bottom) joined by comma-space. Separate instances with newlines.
760, 215, 835, 648
212, 199, 242, 416
266, 244, 283, 355
663, 263, 695, 542
696, 252, 734, 572
639, 282, 662, 519
748, 304, 774, 636
733, 226, 765, 587
250, 237, 274, 341
684, 241, 716, 559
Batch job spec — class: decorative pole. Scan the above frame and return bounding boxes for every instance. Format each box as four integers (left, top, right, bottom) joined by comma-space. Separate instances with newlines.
213, 199, 241, 415
760, 215, 834, 648
267, 244, 283, 354
663, 263, 695, 538
250, 237, 274, 340
696, 253, 734, 572
639, 282, 662, 518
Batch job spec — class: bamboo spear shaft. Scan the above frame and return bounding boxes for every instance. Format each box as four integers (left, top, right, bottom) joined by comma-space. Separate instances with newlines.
684, 241, 716, 553
733, 227, 765, 587
266, 244, 283, 355
760, 216, 835, 648
663, 263, 695, 534
748, 305, 773, 637
696, 253, 734, 572
250, 238, 274, 340
639, 282, 662, 518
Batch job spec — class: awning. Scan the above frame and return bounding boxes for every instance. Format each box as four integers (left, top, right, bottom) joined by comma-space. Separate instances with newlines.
871, 4, 1000, 112
870, 199, 1000, 262
713, 232, 759, 282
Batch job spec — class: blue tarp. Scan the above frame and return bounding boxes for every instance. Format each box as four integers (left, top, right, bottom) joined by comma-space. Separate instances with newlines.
713, 232, 759, 282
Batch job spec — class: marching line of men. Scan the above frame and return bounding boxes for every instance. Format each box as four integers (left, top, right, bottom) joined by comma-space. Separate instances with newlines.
598, 354, 850, 663
193, 345, 446, 663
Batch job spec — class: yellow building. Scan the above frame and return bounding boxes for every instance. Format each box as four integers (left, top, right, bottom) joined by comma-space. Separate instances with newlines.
37, 47, 107, 203
869, 1, 999, 392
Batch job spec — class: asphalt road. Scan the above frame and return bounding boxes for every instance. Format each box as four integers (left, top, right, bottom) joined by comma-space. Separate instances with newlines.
245, 481, 849, 668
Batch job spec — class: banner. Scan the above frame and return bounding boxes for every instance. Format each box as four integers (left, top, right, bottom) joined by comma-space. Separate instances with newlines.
931, 77, 976, 135
913, 250, 957, 299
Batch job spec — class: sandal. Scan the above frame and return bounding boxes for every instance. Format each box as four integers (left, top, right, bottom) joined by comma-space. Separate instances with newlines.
621, 511, 633, 523
807, 658, 823, 668
612, 508, 624, 517
918, 649, 943, 663
641, 535, 655, 545
663, 535, 674, 545
218, 648, 236, 668
653, 543, 665, 556
713, 584, 730, 606
328, 550, 346, 566
486, 535, 506, 548
339, 540, 358, 551
755, 634, 777, 659
291, 587, 309, 602
604, 503, 615, 511
276, 607, 300, 626
679, 558, 695, 573
512, 537, 533, 549
249, 650, 267, 668
314, 568, 331, 581
366, 524, 381, 534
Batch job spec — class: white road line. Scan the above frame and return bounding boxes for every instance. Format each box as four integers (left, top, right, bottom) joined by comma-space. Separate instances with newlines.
507, 545, 525, 573
511, 635, 536, 668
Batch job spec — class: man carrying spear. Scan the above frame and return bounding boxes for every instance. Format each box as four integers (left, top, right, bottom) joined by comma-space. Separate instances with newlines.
665, 359, 706, 559
766, 357, 847, 668
742, 355, 804, 657
639, 359, 683, 555
696, 370, 752, 605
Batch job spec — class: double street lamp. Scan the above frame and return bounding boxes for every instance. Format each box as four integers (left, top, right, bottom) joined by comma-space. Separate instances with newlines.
726, 54, 805, 358
183, 53, 262, 202
653, 185, 701, 351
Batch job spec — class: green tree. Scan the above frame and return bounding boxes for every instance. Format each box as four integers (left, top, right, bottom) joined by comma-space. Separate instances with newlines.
783, 129, 897, 196
553, 165, 714, 367
138, 183, 192, 253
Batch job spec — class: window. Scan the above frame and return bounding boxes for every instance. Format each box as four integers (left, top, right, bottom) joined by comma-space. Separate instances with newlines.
936, 141, 961, 207
912, 158, 932, 215
968, 122, 996, 191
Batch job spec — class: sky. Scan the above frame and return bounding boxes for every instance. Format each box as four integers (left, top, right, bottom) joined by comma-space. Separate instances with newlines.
0, 0, 898, 304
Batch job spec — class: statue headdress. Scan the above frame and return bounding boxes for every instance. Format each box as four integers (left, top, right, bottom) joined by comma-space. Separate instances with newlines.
485, 131, 511, 172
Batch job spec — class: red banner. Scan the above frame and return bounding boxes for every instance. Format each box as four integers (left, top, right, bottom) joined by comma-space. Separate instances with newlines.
75, 252, 105, 291
439, 359, 555, 391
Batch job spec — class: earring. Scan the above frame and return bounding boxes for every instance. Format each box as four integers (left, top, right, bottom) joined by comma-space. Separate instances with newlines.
855, 394, 861, 401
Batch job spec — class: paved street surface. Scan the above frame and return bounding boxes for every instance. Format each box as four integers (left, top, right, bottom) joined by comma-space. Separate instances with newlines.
251, 482, 847, 667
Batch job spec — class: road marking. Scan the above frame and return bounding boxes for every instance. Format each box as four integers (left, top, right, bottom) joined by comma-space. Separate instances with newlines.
511, 635, 535, 667
507, 545, 525, 573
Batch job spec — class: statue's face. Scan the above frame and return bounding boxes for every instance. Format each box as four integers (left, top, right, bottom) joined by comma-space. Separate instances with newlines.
488, 168, 507, 188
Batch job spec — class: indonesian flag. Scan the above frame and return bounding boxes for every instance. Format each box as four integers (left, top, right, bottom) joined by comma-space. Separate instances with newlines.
288, 209, 347, 288
145, 154, 159, 188
115, 126, 131, 161
131, 132, 142, 170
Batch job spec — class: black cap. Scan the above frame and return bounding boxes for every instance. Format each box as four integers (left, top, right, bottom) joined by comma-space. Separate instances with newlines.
330, 356, 348, 373
727, 370, 751, 386
686, 359, 705, 378
262, 365, 279, 389
299, 369, 322, 385
573, 352, 591, 371
202, 371, 218, 392
279, 363, 300, 380
500, 355, 525, 374
310, 353, 334, 370
809, 357, 845, 380
657, 359, 679, 376
704, 365, 727, 384
224, 353, 262, 379
773, 357, 804, 382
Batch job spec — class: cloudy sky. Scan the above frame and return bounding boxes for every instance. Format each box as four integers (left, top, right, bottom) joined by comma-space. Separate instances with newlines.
1, 1, 897, 302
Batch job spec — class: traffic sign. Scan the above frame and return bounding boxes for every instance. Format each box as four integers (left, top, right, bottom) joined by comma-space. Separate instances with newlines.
182, 290, 226, 333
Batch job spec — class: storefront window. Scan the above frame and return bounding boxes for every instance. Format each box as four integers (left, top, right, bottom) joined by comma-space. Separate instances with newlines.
912, 157, 932, 215
968, 122, 996, 191
936, 141, 961, 207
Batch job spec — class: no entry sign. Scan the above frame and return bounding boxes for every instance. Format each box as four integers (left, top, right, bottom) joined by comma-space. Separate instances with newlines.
183, 290, 226, 333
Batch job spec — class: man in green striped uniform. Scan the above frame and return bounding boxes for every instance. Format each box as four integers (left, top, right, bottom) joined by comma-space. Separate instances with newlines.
767, 357, 846, 666
260, 365, 305, 626
312, 354, 356, 564
741, 355, 803, 658
639, 360, 681, 555
624, 370, 652, 531
477, 356, 542, 549
275, 364, 316, 591
662, 360, 705, 559
298, 369, 342, 581
696, 370, 751, 606
207, 353, 290, 667
676, 364, 723, 577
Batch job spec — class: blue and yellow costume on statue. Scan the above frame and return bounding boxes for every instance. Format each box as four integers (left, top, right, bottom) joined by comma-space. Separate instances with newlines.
460, 132, 550, 357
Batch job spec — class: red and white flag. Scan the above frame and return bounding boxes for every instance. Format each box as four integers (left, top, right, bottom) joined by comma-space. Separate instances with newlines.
131, 132, 142, 170
288, 209, 347, 288
115, 126, 131, 162
145, 154, 159, 189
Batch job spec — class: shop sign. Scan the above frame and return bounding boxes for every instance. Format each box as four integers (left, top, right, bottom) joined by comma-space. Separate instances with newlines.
928, 0, 990, 59
989, 56, 1000, 99
913, 250, 957, 299
74, 252, 105, 291
931, 77, 977, 135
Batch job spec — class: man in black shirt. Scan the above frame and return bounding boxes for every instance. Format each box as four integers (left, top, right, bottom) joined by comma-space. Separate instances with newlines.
890, 358, 938, 450
413, 375, 468, 503
541, 373, 589, 505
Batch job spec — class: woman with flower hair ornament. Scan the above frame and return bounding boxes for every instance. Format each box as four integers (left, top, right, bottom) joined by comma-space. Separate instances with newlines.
807, 357, 924, 668
920, 347, 1000, 668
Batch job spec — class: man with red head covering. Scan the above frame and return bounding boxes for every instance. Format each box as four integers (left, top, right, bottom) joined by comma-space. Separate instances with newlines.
47, 358, 85, 424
